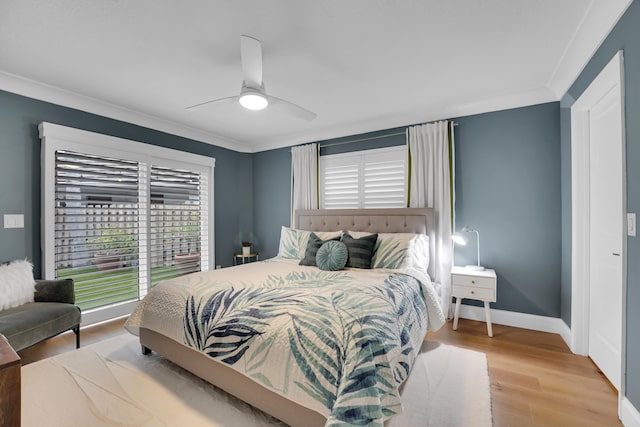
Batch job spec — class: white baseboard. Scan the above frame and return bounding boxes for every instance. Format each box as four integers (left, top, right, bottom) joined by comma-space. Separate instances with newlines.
558, 317, 572, 350
451, 303, 570, 336
622, 397, 640, 427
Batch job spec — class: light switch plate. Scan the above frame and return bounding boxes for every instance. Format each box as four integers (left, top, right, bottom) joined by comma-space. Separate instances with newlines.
628, 213, 636, 237
3, 214, 24, 229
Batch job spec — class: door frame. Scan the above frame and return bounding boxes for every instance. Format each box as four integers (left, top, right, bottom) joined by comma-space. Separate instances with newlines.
570, 50, 626, 402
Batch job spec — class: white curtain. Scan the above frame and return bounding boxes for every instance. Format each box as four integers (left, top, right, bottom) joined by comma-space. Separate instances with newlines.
408, 121, 453, 316
291, 143, 318, 227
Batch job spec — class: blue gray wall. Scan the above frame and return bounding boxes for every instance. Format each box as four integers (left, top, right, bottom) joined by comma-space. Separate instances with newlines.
560, 0, 640, 409
0, 89, 253, 275
454, 103, 561, 317
253, 147, 291, 259
252, 103, 562, 317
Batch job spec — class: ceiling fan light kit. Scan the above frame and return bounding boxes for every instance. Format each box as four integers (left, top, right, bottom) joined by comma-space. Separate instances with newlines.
239, 86, 268, 110
186, 35, 316, 121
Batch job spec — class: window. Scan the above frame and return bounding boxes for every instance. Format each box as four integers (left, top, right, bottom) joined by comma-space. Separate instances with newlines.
150, 165, 209, 286
41, 122, 214, 324
320, 145, 407, 209
53, 150, 142, 312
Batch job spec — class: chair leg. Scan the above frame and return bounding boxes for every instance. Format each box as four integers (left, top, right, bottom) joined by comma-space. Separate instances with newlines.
73, 325, 80, 348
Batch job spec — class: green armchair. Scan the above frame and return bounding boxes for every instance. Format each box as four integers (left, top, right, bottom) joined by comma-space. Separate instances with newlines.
0, 278, 81, 352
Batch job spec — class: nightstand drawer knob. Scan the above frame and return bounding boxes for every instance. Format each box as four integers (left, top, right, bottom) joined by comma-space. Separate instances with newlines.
471, 290, 475, 294
471, 280, 475, 284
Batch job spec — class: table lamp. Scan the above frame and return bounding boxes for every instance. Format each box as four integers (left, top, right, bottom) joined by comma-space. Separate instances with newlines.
452, 226, 485, 271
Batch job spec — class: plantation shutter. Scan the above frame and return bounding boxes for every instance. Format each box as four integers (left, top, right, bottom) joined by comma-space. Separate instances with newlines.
320, 146, 407, 209
149, 165, 209, 287
320, 160, 360, 209
363, 150, 406, 208
54, 150, 141, 311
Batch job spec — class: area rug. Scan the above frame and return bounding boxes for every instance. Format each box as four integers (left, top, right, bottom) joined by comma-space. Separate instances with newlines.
21, 334, 492, 426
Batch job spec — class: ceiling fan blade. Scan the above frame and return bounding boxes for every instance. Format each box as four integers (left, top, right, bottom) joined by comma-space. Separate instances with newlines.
185, 96, 238, 110
268, 95, 317, 121
241, 35, 263, 89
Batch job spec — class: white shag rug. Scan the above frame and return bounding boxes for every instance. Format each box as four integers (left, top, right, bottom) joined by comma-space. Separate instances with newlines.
21, 334, 492, 427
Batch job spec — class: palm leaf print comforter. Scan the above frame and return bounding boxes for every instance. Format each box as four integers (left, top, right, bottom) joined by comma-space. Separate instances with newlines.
125, 258, 445, 426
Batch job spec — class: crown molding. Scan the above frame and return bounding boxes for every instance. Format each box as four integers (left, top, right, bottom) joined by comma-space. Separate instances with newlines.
547, 0, 633, 98
0, 70, 252, 153
251, 85, 557, 152
0, 69, 561, 154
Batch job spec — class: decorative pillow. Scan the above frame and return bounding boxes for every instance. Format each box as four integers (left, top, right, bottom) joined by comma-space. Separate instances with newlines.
277, 226, 311, 259
277, 226, 341, 260
316, 241, 348, 271
0, 259, 36, 311
347, 232, 430, 270
299, 233, 340, 266
341, 232, 378, 269
404, 233, 430, 272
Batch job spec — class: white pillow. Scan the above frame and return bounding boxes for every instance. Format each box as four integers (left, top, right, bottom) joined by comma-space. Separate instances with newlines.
404, 233, 430, 272
0, 259, 36, 310
277, 227, 342, 260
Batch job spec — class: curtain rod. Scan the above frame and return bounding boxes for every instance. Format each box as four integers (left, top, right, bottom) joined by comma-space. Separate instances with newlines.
319, 121, 458, 148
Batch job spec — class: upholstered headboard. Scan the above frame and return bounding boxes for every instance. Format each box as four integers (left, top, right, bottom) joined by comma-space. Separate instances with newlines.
295, 208, 434, 235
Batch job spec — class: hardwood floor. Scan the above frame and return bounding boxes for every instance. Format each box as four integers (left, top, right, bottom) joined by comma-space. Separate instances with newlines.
18, 317, 127, 365
427, 318, 621, 427
18, 316, 620, 426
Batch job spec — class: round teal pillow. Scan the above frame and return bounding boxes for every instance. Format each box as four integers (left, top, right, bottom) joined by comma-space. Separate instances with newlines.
316, 240, 348, 271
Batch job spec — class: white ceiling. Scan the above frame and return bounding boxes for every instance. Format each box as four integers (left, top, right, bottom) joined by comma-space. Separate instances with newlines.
0, 0, 632, 152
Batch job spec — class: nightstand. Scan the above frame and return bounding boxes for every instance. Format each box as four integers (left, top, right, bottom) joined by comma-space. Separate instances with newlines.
233, 252, 259, 265
451, 266, 497, 337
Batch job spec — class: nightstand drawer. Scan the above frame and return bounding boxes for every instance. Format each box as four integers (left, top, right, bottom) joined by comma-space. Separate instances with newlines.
451, 274, 495, 289
452, 284, 495, 300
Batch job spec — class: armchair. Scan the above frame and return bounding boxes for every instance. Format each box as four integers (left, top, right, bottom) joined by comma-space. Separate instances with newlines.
0, 278, 81, 352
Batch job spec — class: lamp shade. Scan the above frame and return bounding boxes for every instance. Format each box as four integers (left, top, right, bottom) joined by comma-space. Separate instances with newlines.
455, 226, 484, 271
452, 233, 468, 245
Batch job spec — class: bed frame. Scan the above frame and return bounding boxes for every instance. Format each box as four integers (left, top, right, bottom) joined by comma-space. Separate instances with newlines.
140, 208, 435, 427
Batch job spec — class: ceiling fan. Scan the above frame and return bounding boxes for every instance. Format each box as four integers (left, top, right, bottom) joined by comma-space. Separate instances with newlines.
186, 35, 317, 121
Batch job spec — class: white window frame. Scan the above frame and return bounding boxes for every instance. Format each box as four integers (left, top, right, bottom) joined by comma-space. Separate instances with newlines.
319, 145, 408, 209
40, 122, 215, 325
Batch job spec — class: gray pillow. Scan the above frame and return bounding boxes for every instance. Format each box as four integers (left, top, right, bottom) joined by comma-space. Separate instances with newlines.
299, 233, 340, 266
341, 232, 378, 269
316, 241, 348, 271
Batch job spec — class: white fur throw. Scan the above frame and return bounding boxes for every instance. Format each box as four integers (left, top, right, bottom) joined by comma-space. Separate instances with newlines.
0, 259, 36, 311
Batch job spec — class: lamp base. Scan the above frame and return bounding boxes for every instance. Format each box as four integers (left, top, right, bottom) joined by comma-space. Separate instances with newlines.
465, 265, 485, 271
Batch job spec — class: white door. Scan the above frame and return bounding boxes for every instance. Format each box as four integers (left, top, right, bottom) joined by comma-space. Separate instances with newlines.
587, 76, 624, 391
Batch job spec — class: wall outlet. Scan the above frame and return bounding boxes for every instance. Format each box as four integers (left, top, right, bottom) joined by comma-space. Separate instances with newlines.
628, 213, 636, 237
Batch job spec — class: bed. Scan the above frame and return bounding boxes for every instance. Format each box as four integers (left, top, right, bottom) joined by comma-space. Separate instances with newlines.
125, 208, 446, 427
